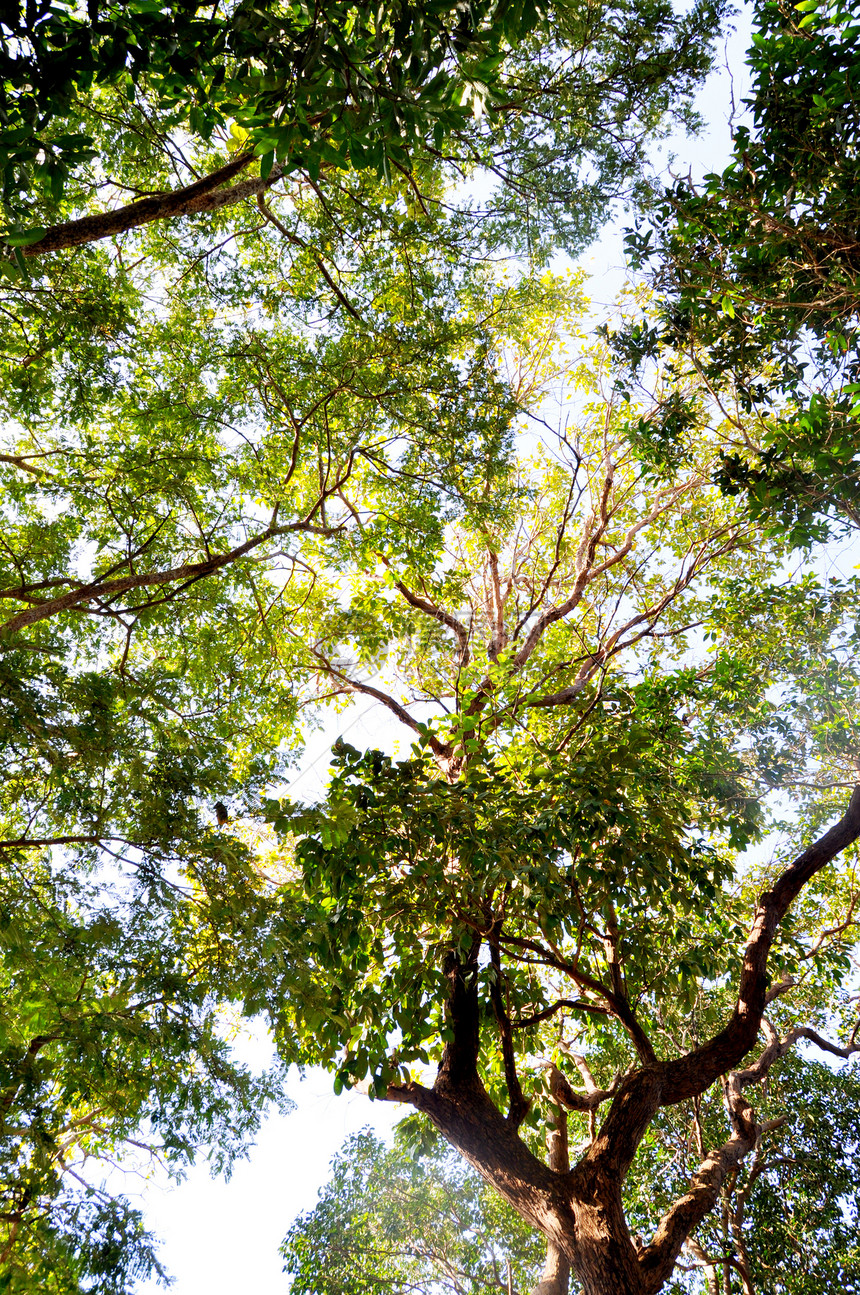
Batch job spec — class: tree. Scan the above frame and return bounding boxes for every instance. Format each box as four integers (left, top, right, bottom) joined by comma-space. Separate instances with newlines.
285, 1059, 860, 1295
5, 194, 860, 1283
253, 311, 860, 1293
4, 10, 858, 1287
0, 0, 543, 232
0, 171, 553, 1282
267, 621, 860, 1294
651, 1053, 860, 1293
282, 1125, 545, 1295
0, 184, 587, 1280
610, 0, 860, 538
1, 0, 728, 1248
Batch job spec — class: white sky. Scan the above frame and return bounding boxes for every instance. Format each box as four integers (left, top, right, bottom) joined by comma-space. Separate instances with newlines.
130, 13, 756, 1292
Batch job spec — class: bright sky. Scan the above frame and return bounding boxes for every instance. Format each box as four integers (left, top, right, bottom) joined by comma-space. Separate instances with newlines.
130, 13, 756, 1291
132, 705, 408, 1295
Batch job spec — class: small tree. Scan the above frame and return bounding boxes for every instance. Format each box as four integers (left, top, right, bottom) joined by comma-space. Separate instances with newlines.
283, 1125, 545, 1295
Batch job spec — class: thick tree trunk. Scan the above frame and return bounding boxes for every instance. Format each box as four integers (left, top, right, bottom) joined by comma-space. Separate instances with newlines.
388, 792, 860, 1295
562, 1208, 645, 1295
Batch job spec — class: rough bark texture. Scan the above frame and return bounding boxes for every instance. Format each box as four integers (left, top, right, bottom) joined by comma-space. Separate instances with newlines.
385, 788, 860, 1295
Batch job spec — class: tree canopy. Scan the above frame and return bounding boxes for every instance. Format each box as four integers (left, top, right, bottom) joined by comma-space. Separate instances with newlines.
2, 2, 860, 1293
0, 0, 718, 258
256, 312, 860, 1292
0, 0, 542, 225
612, 0, 860, 539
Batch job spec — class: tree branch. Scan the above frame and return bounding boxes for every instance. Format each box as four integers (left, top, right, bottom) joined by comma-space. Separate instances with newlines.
0, 834, 124, 850
510, 469, 694, 674
660, 785, 860, 1106
302, 642, 454, 760
638, 1072, 758, 1293
0, 514, 338, 637
511, 998, 611, 1029
377, 554, 471, 668
256, 194, 364, 321
488, 940, 530, 1126
16, 153, 289, 257
545, 1063, 619, 1114
638, 985, 860, 1289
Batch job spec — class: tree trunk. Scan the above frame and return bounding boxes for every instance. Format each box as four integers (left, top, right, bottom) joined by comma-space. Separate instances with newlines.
563, 1206, 646, 1295
389, 793, 860, 1295
533, 1244, 570, 1295
533, 1103, 571, 1295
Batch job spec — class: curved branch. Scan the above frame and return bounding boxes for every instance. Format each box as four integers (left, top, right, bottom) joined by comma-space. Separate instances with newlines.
545, 1063, 619, 1114
377, 555, 471, 668
302, 642, 453, 760
638, 1071, 758, 1295
786, 1026, 860, 1059
499, 930, 655, 1063
660, 785, 860, 1106
638, 1012, 802, 1295
512, 998, 610, 1029
0, 514, 339, 637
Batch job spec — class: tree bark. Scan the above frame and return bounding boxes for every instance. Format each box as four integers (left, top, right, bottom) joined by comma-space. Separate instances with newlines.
15, 153, 286, 257
533, 1247, 571, 1295
533, 1101, 571, 1295
385, 789, 860, 1295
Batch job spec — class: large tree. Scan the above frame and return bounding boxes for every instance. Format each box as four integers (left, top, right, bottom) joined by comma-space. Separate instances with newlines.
0, 169, 599, 1279
4, 6, 859, 1290
253, 310, 860, 1294
5, 218, 860, 1287
286, 1063, 860, 1295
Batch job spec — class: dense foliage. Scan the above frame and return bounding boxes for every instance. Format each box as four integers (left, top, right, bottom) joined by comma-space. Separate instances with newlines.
612, 0, 860, 539
0, 0, 544, 222
0, 0, 718, 261
1, 0, 860, 1291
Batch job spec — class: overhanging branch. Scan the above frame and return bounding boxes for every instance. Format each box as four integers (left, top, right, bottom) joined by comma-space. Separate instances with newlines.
15, 153, 290, 257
